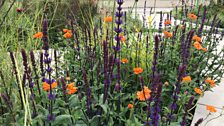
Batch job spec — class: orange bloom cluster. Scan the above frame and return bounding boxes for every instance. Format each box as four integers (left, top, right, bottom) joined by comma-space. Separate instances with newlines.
43, 81, 57, 91
127, 104, 133, 109
164, 20, 172, 25
194, 87, 202, 95
33, 32, 43, 38
163, 31, 172, 38
193, 41, 203, 50
206, 105, 217, 113
121, 58, 128, 64
66, 83, 78, 94
205, 78, 216, 87
188, 13, 197, 20
192, 35, 207, 51
137, 86, 151, 101
133, 67, 143, 74
182, 76, 192, 83
104, 16, 112, 23
193, 35, 202, 42
63, 29, 72, 39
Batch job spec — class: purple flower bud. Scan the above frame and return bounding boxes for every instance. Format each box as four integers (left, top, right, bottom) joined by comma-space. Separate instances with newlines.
178, 65, 186, 74
117, 6, 122, 11
115, 20, 123, 25
171, 103, 177, 110
116, 12, 124, 17
115, 83, 122, 91
44, 52, 49, 57
46, 67, 53, 73
117, 0, 124, 5
29, 82, 35, 88
112, 46, 121, 52
48, 93, 56, 100
47, 114, 55, 121
44, 58, 52, 64
152, 66, 156, 71
42, 77, 47, 82
51, 79, 56, 84
114, 28, 123, 33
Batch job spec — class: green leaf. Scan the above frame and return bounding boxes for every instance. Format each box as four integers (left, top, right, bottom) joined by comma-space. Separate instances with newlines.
69, 95, 80, 108
90, 115, 101, 125
53, 115, 72, 125
99, 104, 108, 114
55, 99, 66, 107
134, 117, 143, 126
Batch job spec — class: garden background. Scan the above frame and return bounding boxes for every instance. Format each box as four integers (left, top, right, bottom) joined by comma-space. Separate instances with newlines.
0, 0, 224, 126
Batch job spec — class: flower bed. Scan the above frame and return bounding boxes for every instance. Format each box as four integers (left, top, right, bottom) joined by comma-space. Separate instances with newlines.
0, 0, 224, 126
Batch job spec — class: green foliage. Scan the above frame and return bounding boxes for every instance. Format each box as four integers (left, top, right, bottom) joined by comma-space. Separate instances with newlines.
0, 1, 224, 126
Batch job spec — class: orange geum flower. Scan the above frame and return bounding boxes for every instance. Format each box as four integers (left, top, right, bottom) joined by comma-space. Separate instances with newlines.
188, 13, 197, 20
121, 58, 128, 64
33, 32, 43, 38
137, 86, 151, 101
193, 35, 202, 42
127, 104, 133, 109
67, 87, 78, 94
104, 16, 112, 23
194, 87, 202, 95
182, 76, 192, 83
63, 32, 73, 39
67, 82, 75, 89
66, 82, 78, 94
163, 31, 172, 38
205, 78, 215, 87
133, 67, 143, 74
164, 20, 172, 25
43, 81, 57, 91
206, 105, 217, 113
193, 41, 202, 50
63, 29, 72, 33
